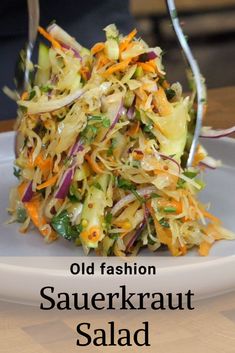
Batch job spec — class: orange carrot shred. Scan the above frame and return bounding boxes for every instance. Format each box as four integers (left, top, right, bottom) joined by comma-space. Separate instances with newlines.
119, 28, 137, 52
36, 174, 58, 190
38, 26, 61, 49
91, 42, 105, 55
102, 58, 131, 77
85, 154, 103, 174
137, 62, 155, 74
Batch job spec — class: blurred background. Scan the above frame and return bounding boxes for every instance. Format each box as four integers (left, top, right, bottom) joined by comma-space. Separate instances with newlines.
1, 0, 235, 120
131, 0, 235, 89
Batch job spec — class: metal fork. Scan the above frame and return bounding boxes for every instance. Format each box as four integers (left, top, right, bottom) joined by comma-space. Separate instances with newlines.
165, 0, 206, 167
15, 0, 39, 156
15, 0, 40, 94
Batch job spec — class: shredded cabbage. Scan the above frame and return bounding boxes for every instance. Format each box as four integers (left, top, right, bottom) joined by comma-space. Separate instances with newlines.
10, 23, 235, 256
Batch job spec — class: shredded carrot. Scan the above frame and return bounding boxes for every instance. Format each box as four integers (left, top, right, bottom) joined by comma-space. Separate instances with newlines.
21, 91, 28, 100
18, 182, 28, 199
127, 121, 140, 137
38, 26, 61, 49
36, 174, 58, 190
193, 148, 206, 166
199, 241, 212, 256
34, 153, 52, 177
85, 154, 103, 174
91, 42, 105, 55
153, 86, 172, 116
119, 28, 137, 52
80, 66, 90, 81
200, 209, 221, 224
135, 96, 142, 109
204, 223, 223, 240
180, 245, 187, 255
96, 53, 110, 69
162, 80, 170, 89
102, 58, 131, 77
137, 62, 155, 74
135, 87, 148, 102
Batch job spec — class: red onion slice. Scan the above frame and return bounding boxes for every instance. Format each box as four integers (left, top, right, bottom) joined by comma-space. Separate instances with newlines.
200, 126, 235, 138
199, 162, 216, 170
111, 186, 156, 215
22, 181, 33, 202
55, 167, 74, 199
127, 106, 135, 120
139, 51, 158, 62
159, 153, 181, 173
60, 43, 82, 60
47, 24, 82, 59
68, 139, 84, 158
126, 221, 146, 252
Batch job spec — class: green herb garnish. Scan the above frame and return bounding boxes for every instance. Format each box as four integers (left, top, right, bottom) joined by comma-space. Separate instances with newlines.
68, 183, 82, 203
117, 177, 144, 203
159, 218, 170, 228
51, 210, 80, 241
28, 90, 36, 100
107, 138, 117, 156
93, 182, 103, 191
13, 167, 21, 179
102, 117, 111, 128
163, 206, 177, 213
104, 212, 113, 231
165, 88, 176, 101
143, 123, 153, 133
183, 171, 198, 179
16, 208, 27, 223
41, 84, 53, 93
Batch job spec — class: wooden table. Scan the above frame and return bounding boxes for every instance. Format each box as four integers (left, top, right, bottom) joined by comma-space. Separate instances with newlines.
1, 86, 235, 135
131, 0, 235, 15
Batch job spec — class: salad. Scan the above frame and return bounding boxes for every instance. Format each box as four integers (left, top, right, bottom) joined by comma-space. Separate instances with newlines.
8, 23, 235, 256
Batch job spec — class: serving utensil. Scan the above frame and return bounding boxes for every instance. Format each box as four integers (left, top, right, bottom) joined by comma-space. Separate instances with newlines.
15, 0, 39, 156
165, 0, 206, 167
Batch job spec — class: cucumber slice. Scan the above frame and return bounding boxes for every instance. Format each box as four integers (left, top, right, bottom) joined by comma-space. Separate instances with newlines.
35, 42, 51, 85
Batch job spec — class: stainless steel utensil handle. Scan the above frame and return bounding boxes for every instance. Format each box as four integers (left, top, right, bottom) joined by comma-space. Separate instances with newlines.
165, 0, 205, 167
24, 0, 40, 88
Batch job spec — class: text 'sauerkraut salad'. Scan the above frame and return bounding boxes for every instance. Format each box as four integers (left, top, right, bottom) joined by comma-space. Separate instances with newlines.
9, 24, 235, 256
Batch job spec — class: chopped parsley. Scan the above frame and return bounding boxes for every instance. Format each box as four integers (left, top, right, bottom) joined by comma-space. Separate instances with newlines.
13, 167, 21, 179
28, 90, 36, 100
104, 212, 113, 231
165, 88, 176, 101
159, 218, 170, 228
183, 171, 198, 179
117, 177, 144, 203
41, 84, 53, 93
16, 207, 27, 223
51, 210, 80, 241
143, 123, 153, 133
107, 138, 118, 157
68, 183, 82, 203
163, 206, 177, 213
93, 182, 103, 191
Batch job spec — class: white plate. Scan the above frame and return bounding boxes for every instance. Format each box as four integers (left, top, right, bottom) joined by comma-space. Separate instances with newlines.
0, 132, 234, 304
